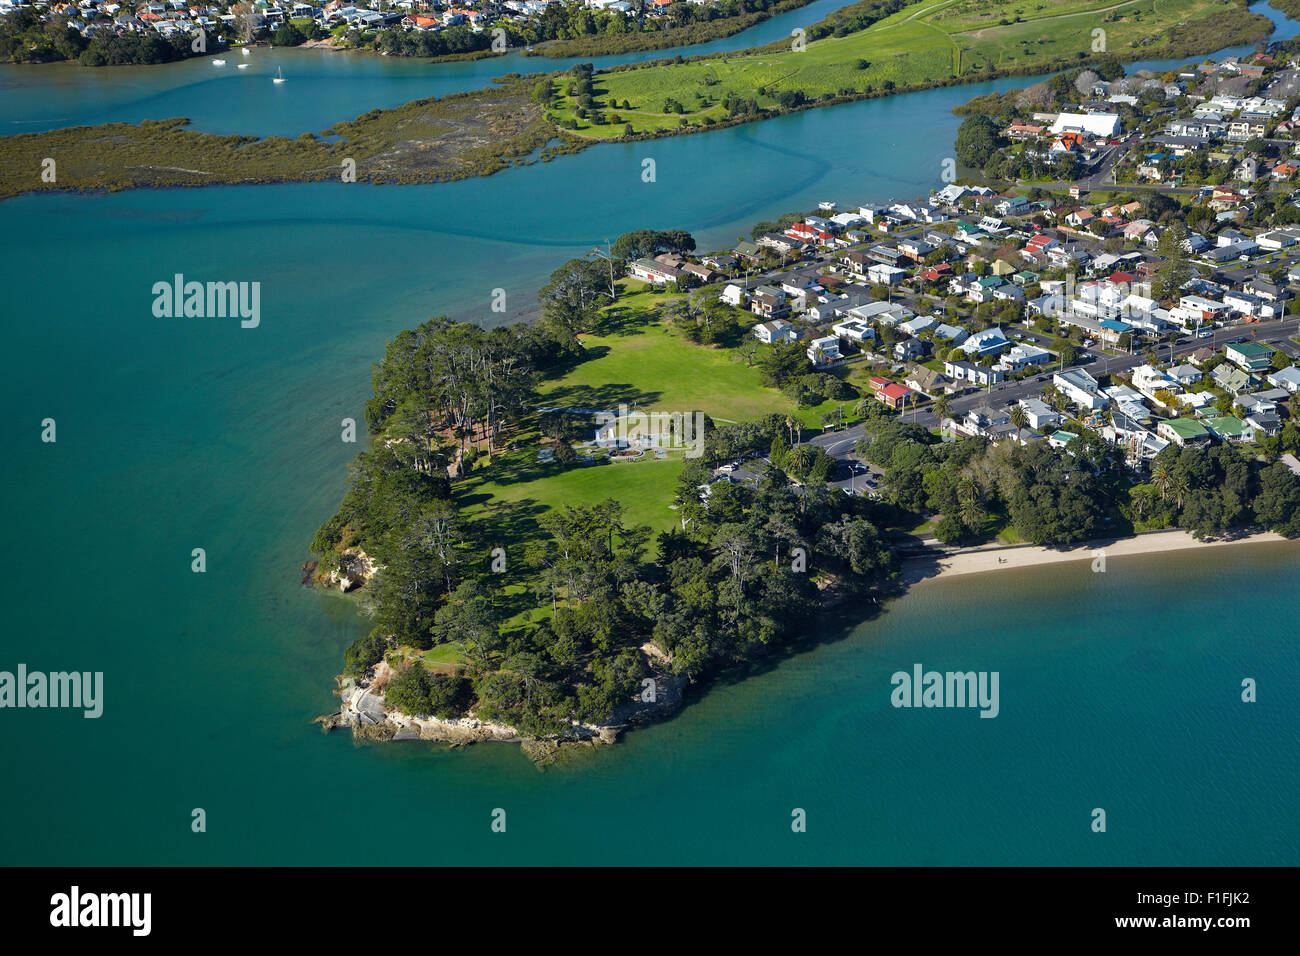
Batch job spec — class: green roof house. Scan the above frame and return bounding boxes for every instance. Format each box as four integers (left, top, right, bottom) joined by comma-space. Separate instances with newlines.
1157, 417, 1211, 446
1204, 416, 1251, 441
1226, 342, 1275, 372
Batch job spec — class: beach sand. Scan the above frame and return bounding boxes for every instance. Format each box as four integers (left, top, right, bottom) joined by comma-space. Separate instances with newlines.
902, 529, 1298, 584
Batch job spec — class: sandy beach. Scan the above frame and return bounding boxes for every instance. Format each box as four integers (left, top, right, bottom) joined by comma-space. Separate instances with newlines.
903, 529, 1298, 584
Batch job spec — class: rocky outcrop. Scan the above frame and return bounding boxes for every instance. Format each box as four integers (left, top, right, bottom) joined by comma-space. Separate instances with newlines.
315, 643, 688, 761
328, 549, 377, 593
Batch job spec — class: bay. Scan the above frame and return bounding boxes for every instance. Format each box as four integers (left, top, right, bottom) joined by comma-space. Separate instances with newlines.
0, 3, 1296, 865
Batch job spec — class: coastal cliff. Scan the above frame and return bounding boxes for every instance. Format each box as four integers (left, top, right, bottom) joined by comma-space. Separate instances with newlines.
316, 649, 687, 763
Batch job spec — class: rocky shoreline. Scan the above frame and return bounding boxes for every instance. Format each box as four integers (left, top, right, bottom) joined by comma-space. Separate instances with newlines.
315, 648, 686, 765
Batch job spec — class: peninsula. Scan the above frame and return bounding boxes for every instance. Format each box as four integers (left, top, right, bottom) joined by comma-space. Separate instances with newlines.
312, 125, 1300, 749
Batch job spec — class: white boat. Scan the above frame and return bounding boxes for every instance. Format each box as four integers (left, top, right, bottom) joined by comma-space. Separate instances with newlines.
241, 48, 251, 56
237, 63, 249, 69
272, 67, 286, 84
212, 59, 226, 65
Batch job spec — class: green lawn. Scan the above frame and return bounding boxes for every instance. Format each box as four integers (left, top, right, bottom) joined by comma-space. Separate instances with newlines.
551, 0, 1253, 138
539, 288, 797, 423
461, 453, 685, 537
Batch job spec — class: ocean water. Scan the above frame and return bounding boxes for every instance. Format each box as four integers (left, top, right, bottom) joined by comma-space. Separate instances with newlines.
0, 4, 1297, 865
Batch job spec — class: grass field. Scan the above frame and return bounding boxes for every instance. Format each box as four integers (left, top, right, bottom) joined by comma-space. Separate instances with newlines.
539, 289, 797, 423
550, 0, 1262, 139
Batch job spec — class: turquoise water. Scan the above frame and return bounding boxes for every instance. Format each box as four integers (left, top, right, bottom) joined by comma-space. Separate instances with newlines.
1, 5, 1297, 865
0, 0, 849, 136
3, 0, 1292, 136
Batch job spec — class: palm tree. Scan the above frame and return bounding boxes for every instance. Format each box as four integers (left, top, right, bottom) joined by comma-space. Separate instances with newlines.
1008, 404, 1029, 442
1151, 461, 1173, 501
1172, 475, 1190, 511
933, 395, 952, 423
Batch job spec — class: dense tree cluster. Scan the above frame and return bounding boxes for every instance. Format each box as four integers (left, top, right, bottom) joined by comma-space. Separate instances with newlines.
854, 411, 1119, 545
314, 308, 897, 735
1131, 445, 1300, 539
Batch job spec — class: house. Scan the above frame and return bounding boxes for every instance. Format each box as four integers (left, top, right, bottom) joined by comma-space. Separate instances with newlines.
896, 315, 936, 337
905, 366, 948, 396
870, 378, 913, 410
839, 250, 873, 280
1212, 363, 1254, 394
944, 360, 1004, 387
1234, 393, 1278, 417
807, 335, 842, 366
1203, 415, 1252, 442
1016, 398, 1060, 432
1022, 234, 1060, 262
750, 289, 792, 319
1168, 364, 1203, 388
1228, 114, 1269, 140
1245, 411, 1282, 437
1054, 367, 1106, 409
1245, 277, 1289, 301
629, 258, 681, 284
868, 263, 908, 286
1066, 208, 1097, 229
897, 238, 936, 261
1158, 417, 1211, 447
756, 233, 810, 256
893, 338, 927, 362
1266, 366, 1300, 392
1048, 430, 1079, 449
960, 326, 1011, 358
752, 318, 798, 344
846, 301, 914, 327
832, 318, 875, 343
957, 405, 1020, 442
720, 284, 748, 307
996, 196, 1033, 218
1000, 342, 1052, 371
1132, 363, 1182, 405
1226, 341, 1275, 371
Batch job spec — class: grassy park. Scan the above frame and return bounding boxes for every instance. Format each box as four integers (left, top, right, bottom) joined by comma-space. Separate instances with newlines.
548, 0, 1265, 138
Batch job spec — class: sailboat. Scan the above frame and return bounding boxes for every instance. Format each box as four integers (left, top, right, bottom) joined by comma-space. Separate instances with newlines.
272, 67, 286, 84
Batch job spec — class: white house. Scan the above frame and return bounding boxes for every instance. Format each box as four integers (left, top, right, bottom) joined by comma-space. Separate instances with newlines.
807, 335, 842, 366
1054, 367, 1106, 409
1267, 366, 1300, 392
832, 318, 876, 343
753, 319, 798, 344
720, 283, 748, 307
1018, 397, 1060, 431
960, 326, 1012, 358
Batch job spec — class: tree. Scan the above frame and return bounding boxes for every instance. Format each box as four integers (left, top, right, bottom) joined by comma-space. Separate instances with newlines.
272, 22, 306, 46
1254, 463, 1300, 536
538, 258, 609, 341
955, 114, 1002, 170
1008, 403, 1029, 442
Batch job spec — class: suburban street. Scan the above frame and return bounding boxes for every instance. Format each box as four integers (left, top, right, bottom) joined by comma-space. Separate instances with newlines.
806, 315, 1300, 482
